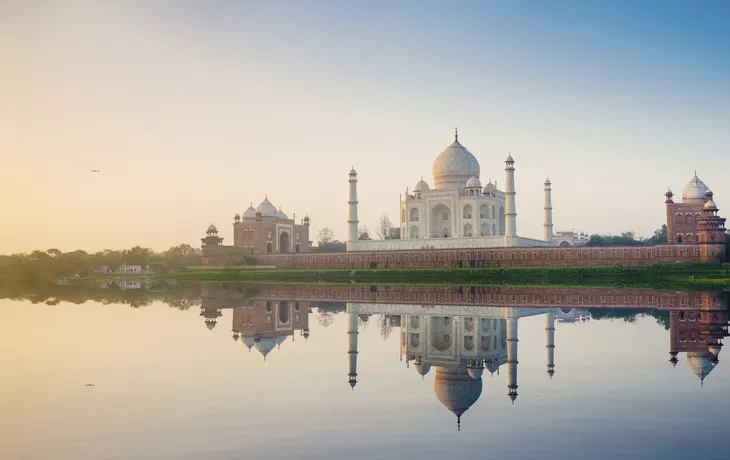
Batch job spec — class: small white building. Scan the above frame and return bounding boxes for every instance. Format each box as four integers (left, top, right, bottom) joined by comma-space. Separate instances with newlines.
554, 230, 589, 247
92, 266, 110, 274
115, 264, 142, 274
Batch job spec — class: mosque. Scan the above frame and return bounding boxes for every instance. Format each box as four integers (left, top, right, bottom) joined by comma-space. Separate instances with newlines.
200, 196, 312, 265
346, 130, 556, 251
665, 173, 726, 245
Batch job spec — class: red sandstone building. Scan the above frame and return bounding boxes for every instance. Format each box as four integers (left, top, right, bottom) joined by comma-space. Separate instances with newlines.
201, 196, 312, 265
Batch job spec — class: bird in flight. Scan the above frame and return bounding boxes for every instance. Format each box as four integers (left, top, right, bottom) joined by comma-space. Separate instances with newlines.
90, 169, 100, 173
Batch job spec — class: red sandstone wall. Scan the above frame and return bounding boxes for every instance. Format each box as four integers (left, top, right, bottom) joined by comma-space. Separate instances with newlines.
254, 244, 707, 269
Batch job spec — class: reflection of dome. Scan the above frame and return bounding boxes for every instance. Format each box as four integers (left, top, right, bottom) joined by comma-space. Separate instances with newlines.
414, 178, 430, 193
242, 203, 257, 219
486, 360, 500, 375
686, 351, 715, 383
434, 365, 483, 428
241, 335, 256, 350
275, 207, 288, 219
274, 335, 288, 345
465, 176, 482, 189
256, 196, 277, 216
467, 367, 484, 380
415, 363, 431, 377
205, 320, 216, 330
255, 338, 277, 358
682, 174, 710, 204
709, 345, 722, 355
433, 136, 480, 190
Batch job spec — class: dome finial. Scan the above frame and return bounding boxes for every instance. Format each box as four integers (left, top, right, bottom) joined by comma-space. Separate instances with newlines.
455, 127, 458, 142
457, 415, 461, 431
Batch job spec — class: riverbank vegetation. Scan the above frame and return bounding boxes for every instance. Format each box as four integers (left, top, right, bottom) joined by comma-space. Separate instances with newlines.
166, 264, 730, 290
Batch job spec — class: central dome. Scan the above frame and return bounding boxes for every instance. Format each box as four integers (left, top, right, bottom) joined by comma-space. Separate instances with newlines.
682, 173, 709, 204
432, 135, 480, 190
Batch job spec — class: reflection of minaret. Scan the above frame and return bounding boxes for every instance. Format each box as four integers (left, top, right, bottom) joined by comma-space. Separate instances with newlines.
506, 316, 519, 403
546, 312, 555, 378
347, 306, 359, 389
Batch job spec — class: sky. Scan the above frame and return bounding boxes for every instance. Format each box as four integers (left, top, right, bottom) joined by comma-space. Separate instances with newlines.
1, 0, 729, 253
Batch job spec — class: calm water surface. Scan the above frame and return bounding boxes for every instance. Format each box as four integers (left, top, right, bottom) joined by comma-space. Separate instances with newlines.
1, 284, 728, 460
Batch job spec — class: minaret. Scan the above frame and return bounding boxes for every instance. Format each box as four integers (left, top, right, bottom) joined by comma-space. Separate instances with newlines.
347, 304, 359, 389
546, 312, 555, 378
347, 168, 359, 245
504, 155, 517, 238
543, 178, 554, 243
506, 316, 519, 403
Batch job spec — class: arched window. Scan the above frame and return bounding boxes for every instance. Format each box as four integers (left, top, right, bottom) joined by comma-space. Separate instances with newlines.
401, 208, 406, 222
480, 223, 488, 236
410, 208, 419, 222
492, 205, 496, 219
442, 212, 449, 221
675, 214, 683, 224
685, 233, 693, 243
464, 223, 473, 237
295, 243, 301, 253
266, 242, 273, 253
492, 223, 496, 235
480, 204, 488, 219
685, 214, 693, 224
463, 204, 472, 219
677, 234, 683, 244
411, 225, 419, 238
695, 214, 702, 222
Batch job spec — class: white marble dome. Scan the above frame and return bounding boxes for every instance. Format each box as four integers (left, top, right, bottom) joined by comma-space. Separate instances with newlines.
483, 181, 496, 195
433, 136, 480, 190
242, 203, 257, 219
414, 178, 430, 193
682, 174, 710, 204
686, 351, 715, 382
256, 196, 277, 216
466, 176, 482, 189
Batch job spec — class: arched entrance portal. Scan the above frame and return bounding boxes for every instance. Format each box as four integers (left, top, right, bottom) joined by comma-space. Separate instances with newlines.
430, 204, 452, 238
266, 242, 273, 253
279, 232, 290, 253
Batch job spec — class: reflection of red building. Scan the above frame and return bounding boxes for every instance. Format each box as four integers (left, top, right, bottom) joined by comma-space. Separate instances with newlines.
231, 300, 311, 359
669, 293, 729, 384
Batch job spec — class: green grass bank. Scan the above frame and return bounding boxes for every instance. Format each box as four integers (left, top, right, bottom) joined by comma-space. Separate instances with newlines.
165, 263, 730, 290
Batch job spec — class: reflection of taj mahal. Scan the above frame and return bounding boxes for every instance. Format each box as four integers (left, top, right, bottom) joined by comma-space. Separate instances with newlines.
346, 303, 562, 429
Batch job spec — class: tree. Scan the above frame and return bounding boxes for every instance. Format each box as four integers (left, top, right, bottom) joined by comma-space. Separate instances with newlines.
358, 225, 371, 240
388, 227, 401, 240
317, 227, 334, 245
647, 225, 668, 245
378, 214, 393, 240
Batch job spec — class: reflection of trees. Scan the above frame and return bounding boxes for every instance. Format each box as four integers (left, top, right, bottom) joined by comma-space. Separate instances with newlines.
317, 309, 335, 328
379, 315, 393, 341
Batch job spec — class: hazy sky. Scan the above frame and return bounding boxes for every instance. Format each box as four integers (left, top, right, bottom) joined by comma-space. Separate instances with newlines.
2, 0, 729, 253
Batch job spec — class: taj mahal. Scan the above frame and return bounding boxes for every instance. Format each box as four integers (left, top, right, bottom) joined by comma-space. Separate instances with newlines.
346, 129, 555, 251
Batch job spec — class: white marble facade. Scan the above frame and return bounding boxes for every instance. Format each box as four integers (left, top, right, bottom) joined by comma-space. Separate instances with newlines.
346, 130, 554, 251
401, 132, 506, 240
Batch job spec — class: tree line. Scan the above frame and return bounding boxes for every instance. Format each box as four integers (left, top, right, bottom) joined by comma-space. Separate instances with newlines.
0, 244, 200, 284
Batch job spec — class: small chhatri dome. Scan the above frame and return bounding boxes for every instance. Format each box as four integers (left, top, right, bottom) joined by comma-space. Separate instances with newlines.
207, 224, 217, 233
276, 206, 288, 219
242, 203, 257, 219
256, 196, 277, 216
682, 172, 710, 204
545, 177, 551, 185
483, 180, 496, 194
505, 153, 514, 163
349, 167, 357, 176
414, 177, 430, 192
234, 213, 241, 221
432, 131, 480, 190
303, 214, 310, 221
465, 176, 482, 189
